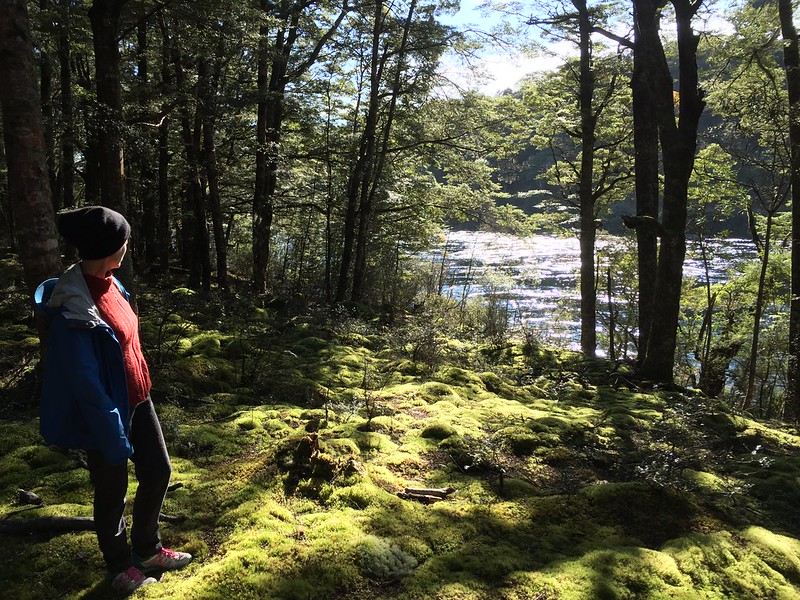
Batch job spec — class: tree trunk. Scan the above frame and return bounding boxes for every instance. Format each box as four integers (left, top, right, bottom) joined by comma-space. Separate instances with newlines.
575, 0, 597, 358
638, 0, 704, 382
779, 0, 800, 421
186, 97, 210, 292
631, 0, 662, 365
158, 115, 170, 271
252, 0, 348, 293
743, 210, 774, 410
57, 0, 74, 210
199, 56, 228, 289
173, 42, 210, 291
136, 16, 158, 267
351, 0, 417, 304
337, 0, 383, 302
0, 0, 62, 299
73, 54, 101, 205
87, 0, 126, 214
253, 0, 273, 294
157, 12, 172, 273
39, 0, 57, 211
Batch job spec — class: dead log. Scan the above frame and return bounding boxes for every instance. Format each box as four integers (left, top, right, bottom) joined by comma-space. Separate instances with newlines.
0, 511, 184, 535
0, 516, 94, 535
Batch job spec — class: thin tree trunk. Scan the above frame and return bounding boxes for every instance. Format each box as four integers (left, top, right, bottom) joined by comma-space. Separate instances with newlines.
157, 12, 172, 273
779, 0, 800, 421
351, 0, 417, 303
39, 0, 57, 211
73, 55, 101, 205
190, 98, 210, 292
199, 56, 228, 288
253, 0, 348, 294
253, 0, 273, 294
743, 210, 774, 410
173, 43, 209, 291
137, 16, 158, 267
575, 0, 597, 358
337, 0, 383, 302
158, 115, 170, 271
58, 0, 74, 210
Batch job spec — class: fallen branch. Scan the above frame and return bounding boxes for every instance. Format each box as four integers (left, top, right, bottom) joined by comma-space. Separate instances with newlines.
397, 486, 455, 504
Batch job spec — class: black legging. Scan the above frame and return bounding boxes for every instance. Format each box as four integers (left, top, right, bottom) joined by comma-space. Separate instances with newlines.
86, 399, 172, 573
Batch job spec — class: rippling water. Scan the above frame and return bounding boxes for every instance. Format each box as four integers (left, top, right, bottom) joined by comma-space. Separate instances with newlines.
425, 230, 757, 347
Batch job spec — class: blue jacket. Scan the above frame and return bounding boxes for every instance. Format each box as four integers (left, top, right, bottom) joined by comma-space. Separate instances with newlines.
35, 264, 133, 465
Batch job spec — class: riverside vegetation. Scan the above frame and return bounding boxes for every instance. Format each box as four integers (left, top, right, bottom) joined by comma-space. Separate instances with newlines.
2, 257, 800, 600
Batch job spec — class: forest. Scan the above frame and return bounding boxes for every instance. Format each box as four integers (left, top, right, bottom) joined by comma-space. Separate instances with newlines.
3, 0, 800, 598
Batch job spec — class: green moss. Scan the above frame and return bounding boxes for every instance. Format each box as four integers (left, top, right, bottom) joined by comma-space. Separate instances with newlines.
498, 428, 540, 456
419, 381, 462, 403
349, 430, 397, 453
169, 356, 238, 394
421, 422, 458, 440
436, 366, 486, 389
743, 527, 800, 584
189, 331, 231, 357
234, 410, 269, 430
4, 282, 800, 600
328, 482, 397, 509
0, 422, 39, 456
683, 469, 729, 493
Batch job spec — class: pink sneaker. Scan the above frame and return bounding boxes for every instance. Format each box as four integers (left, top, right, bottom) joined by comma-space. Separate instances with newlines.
111, 566, 157, 594
134, 547, 193, 572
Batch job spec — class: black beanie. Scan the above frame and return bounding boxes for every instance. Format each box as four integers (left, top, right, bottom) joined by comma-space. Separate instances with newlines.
57, 206, 131, 260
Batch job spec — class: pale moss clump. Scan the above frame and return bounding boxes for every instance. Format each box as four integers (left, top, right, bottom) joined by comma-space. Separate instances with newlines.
357, 534, 418, 582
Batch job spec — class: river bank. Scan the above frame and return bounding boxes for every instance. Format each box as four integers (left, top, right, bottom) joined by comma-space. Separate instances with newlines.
422, 230, 758, 347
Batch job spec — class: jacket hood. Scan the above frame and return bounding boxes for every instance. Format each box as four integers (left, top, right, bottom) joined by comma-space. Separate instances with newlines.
35, 263, 105, 327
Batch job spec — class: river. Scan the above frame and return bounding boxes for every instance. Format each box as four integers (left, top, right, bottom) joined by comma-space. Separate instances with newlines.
426, 230, 758, 349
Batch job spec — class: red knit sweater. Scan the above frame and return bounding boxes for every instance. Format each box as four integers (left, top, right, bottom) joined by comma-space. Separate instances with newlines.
84, 274, 151, 407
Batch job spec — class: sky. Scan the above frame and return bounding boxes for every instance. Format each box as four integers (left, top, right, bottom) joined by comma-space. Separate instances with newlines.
436, 0, 568, 95
435, 0, 737, 96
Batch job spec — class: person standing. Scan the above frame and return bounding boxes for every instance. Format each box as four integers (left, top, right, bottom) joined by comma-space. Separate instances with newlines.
35, 206, 192, 595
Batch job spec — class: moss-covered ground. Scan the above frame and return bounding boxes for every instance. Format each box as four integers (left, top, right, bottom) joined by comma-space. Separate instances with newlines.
2, 275, 800, 599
